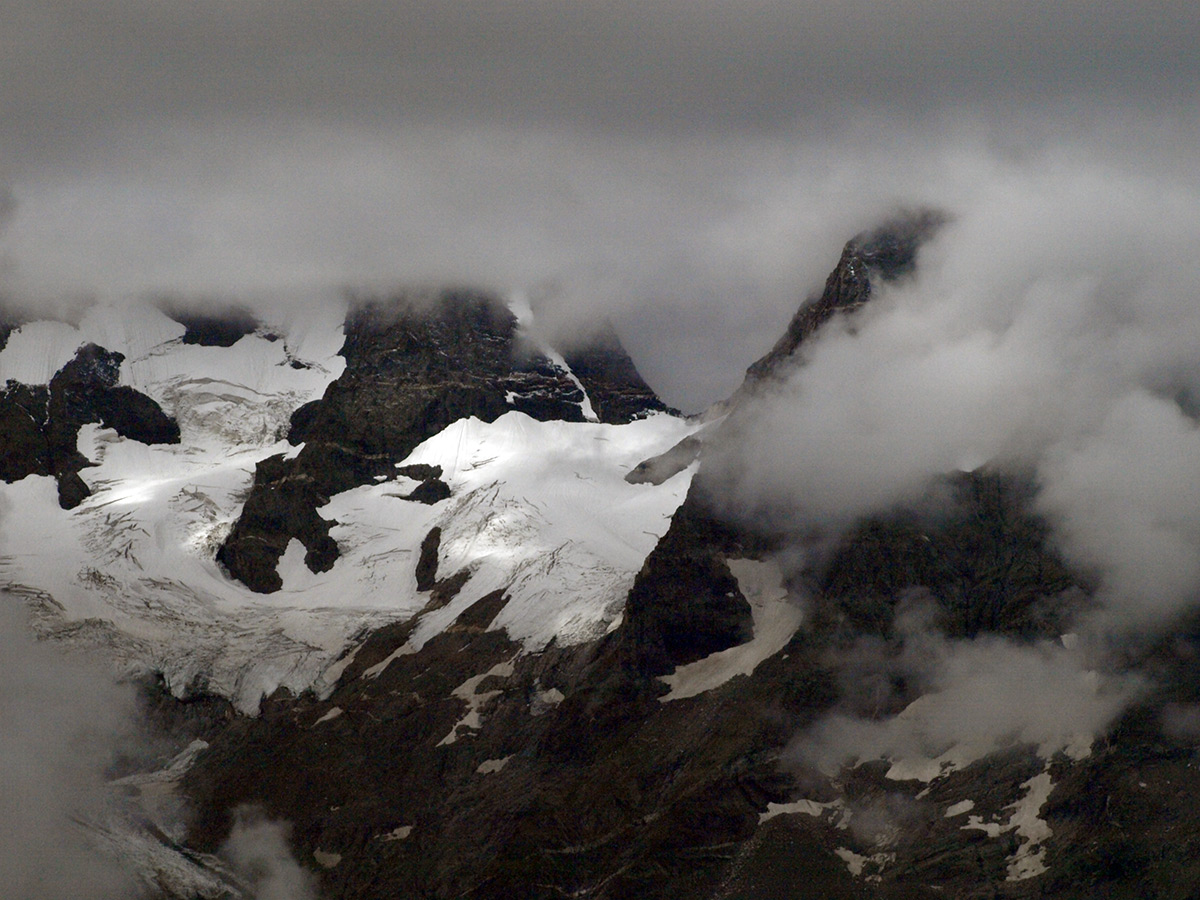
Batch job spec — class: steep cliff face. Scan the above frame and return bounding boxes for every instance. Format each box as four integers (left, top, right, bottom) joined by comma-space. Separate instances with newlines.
617, 212, 949, 680
562, 320, 674, 424
620, 485, 762, 676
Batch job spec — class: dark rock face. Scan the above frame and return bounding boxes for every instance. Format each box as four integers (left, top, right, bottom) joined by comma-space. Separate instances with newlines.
393, 463, 452, 504
180, 591, 841, 900
394, 463, 445, 482
161, 304, 260, 347
507, 352, 588, 422
112, 673, 238, 780
0, 319, 20, 353
46, 344, 181, 506
1038, 697, 1200, 898
401, 477, 451, 505
93, 386, 184, 445
819, 470, 1085, 641
563, 320, 675, 423
0, 382, 51, 482
286, 398, 323, 445
47, 341, 125, 433
622, 483, 768, 676
415, 527, 441, 592
219, 291, 667, 593
625, 434, 702, 485
0, 342, 179, 507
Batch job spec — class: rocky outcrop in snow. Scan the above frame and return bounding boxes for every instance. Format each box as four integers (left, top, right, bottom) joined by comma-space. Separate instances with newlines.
0, 340, 179, 508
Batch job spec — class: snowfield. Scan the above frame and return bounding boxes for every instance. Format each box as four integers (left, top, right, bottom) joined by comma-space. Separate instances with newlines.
0, 299, 697, 712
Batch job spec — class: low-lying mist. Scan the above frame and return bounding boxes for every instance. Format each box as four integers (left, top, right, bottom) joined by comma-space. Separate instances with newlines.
3, 118, 1198, 413
0, 601, 136, 900
221, 806, 319, 900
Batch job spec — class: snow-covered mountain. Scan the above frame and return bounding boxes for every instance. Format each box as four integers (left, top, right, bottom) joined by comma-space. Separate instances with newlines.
5, 220, 1200, 899
0, 292, 689, 712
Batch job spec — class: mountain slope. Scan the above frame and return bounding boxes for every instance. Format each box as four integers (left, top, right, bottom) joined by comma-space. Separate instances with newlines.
169, 220, 1115, 898
6, 223, 1200, 899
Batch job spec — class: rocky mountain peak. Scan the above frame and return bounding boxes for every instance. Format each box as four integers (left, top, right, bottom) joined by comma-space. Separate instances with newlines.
742, 208, 946, 391
159, 301, 262, 347
560, 319, 677, 423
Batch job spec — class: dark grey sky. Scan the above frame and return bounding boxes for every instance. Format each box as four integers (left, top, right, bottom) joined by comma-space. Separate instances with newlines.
3, 0, 1198, 408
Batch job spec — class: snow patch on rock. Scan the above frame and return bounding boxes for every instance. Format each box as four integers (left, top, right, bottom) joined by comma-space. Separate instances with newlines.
945, 799, 975, 818
531, 686, 565, 716
477, 756, 512, 774
313, 707, 343, 726
961, 767, 1055, 881
438, 659, 516, 746
758, 797, 846, 825
659, 558, 803, 701
313, 849, 342, 869
835, 847, 894, 881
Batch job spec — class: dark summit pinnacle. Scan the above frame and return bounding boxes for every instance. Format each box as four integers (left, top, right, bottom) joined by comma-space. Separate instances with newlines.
620, 210, 947, 674
158, 301, 262, 347
743, 209, 946, 388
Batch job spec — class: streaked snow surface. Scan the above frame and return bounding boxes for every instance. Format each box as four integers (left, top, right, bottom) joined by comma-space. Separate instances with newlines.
397, 412, 695, 651
0, 300, 697, 712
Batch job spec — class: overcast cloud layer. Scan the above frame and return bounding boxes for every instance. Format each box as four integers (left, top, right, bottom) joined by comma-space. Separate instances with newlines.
2, 1, 1199, 409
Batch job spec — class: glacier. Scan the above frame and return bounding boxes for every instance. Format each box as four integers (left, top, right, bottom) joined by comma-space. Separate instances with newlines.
0, 298, 697, 713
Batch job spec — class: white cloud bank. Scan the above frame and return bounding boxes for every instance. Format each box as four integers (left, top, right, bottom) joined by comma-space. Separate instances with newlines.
711, 155, 1200, 632
221, 807, 318, 900
795, 636, 1139, 777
